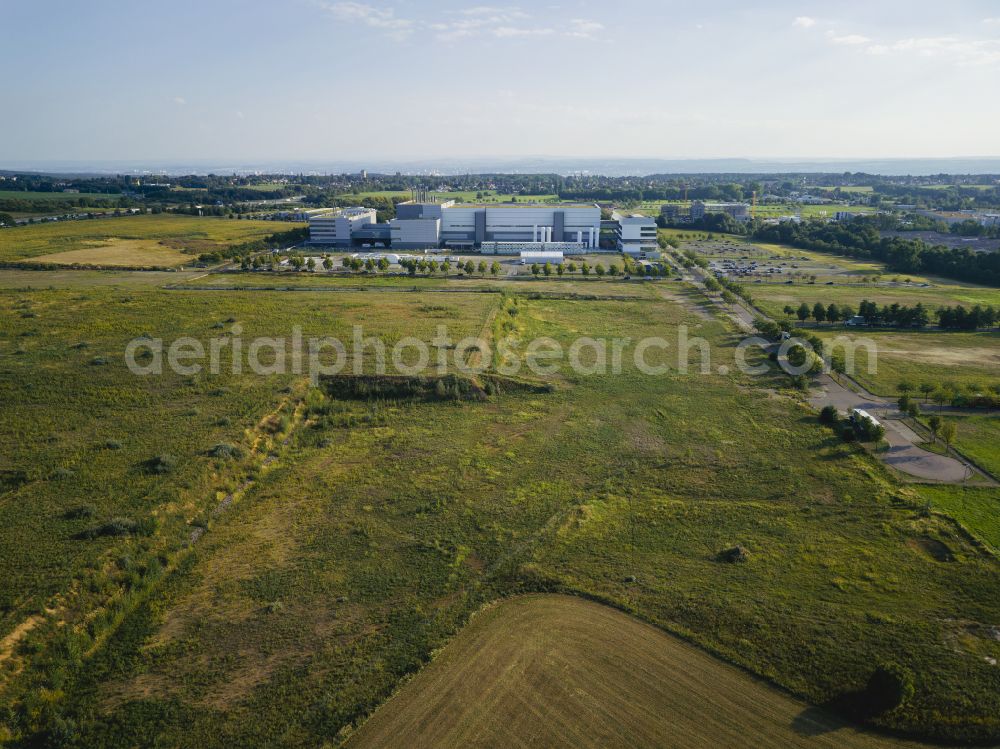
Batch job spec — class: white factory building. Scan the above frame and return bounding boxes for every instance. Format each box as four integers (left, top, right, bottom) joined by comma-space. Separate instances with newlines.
309, 201, 601, 251
307, 207, 378, 246
613, 213, 658, 256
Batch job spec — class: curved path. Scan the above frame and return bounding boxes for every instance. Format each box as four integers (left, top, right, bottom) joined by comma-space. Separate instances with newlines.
348, 595, 923, 749
808, 375, 976, 483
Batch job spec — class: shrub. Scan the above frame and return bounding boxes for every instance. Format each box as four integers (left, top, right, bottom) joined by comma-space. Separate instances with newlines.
819, 405, 839, 424
89, 356, 108, 366
64, 505, 96, 520
145, 454, 176, 474
717, 545, 750, 563
50, 467, 75, 480
209, 443, 243, 460
104, 439, 123, 450
841, 426, 858, 442
91, 517, 139, 538
865, 662, 916, 714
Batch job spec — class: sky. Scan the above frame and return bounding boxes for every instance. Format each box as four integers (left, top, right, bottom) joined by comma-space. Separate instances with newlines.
2, 0, 999, 164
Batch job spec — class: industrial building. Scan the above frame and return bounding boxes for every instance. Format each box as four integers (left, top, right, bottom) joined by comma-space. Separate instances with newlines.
690, 201, 751, 222
613, 212, 658, 256
309, 201, 601, 251
307, 207, 377, 246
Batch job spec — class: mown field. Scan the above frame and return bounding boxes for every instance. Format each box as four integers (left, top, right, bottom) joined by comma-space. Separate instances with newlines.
2, 278, 998, 746
813, 329, 1000, 396
348, 595, 913, 749
0, 214, 303, 263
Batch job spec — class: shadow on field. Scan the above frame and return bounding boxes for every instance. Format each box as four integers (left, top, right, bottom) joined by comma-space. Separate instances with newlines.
791, 689, 897, 740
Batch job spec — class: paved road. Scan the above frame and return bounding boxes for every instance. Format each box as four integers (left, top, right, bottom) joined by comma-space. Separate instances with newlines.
808, 375, 974, 483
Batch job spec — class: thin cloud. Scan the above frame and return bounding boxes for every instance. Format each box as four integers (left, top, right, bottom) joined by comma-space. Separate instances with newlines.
318, 2, 602, 43
860, 35, 1000, 66
793, 16, 817, 28
830, 33, 871, 45
172, 96, 186, 105
493, 26, 554, 37
566, 18, 603, 39
322, 1, 414, 37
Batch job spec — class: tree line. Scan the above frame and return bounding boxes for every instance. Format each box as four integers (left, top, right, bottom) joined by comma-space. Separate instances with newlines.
753, 216, 1000, 287
781, 299, 997, 329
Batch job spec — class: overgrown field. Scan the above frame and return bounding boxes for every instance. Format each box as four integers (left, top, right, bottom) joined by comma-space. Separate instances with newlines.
0, 215, 303, 263
3, 281, 998, 746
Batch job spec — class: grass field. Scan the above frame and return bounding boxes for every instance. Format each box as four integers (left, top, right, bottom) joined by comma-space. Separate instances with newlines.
811, 329, 1000, 395
753, 283, 1000, 320
0, 189, 118, 203
0, 214, 304, 263
348, 595, 913, 749
913, 486, 1000, 552
918, 413, 1000, 478
2, 273, 1000, 745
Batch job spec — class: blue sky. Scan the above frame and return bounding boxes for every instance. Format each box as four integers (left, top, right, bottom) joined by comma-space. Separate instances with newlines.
2, 0, 999, 163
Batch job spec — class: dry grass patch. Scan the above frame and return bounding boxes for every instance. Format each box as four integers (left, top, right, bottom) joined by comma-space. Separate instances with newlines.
348, 594, 917, 749
31, 239, 191, 267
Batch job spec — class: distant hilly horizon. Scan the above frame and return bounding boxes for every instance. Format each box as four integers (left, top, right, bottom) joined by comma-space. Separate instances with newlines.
3, 156, 1000, 178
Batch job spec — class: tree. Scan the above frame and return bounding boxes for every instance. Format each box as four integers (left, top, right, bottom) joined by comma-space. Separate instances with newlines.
543, 262, 553, 277
940, 421, 957, 448
306, 257, 316, 272
796, 302, 810, 322
342, 256, 352, 269
819, 405, 839, 424
464, 260, 475, 275
783, 305, 795, 316
608, 263, 620, 276
364, 258, 375, 273
0, 212, 15, 227
377, 257, 390, 272
919, 382, 936, 401
477, 261, 487, 275
322, 256, 333, 270
812, 302, 827, 322
595, 263, 606, 277
567, 262, 577, 273
531, 263, 541, 277
927, 414, 942, 441
440, 260, 451, 274
556, 263, 565, 276
865, 663, 915, 714
581, 262, 590, 276
896, 381, 914, 395
291, 255, 304, 270
490, 261, 501, 277
897, 394, 910, 413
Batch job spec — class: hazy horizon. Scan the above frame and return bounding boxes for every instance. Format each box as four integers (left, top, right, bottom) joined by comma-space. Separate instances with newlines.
3, 0, 999, 164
